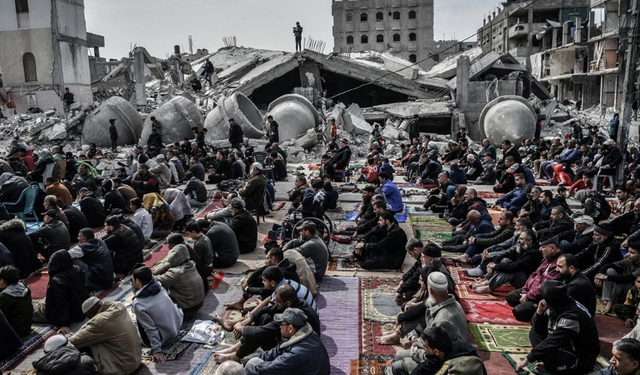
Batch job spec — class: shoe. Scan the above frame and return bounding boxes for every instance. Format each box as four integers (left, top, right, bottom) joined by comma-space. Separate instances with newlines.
466, 267, 485, 278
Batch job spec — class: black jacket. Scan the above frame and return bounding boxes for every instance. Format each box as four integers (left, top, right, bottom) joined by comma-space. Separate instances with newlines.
0, 310, 21, 360
398, 260, 422, 295
562, 272, 596, 317
33, 219, 71, 253
245, 298, 319, 345
189, 162, 206, 182
272, 159, 287, 181
229, 123, 244, 144
558, 227, 595, 255
0, 219, 40, 278
329, 146, 352, 170
410, 338, 485, 375
0, 175, 28, 203
184, 177, 208, 202
363, 222, 408, 269
33, 346, 97, 375
269, 121, 280, 143
601, 146, 623, 169
46, 250, 88, 327
216, 159, 233, 179
63, 205, 90, 243
80, 192, 106, 228
230, 209, 258, 254
103, 189, 128, 215
493, 245, 543, 274
576, 236, 622, 280
104, 224, 143, 274
76, 238, 114, 290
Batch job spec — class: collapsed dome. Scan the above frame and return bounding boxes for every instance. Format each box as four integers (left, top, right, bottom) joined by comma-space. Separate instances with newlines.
82, 96, 143, 147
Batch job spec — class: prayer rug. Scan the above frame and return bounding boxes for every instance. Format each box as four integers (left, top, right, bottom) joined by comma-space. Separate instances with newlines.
406, 206, 433, 215
413, 228, 452, 242
272, 201, 286, 211
461, 299, 528, 326
455, 284, 514, 300
349, 354, 395, 375
449, 265, 484, 286
141, 330, 191, 361
469, 323, 531, 353
535, 179, 550, 186
196, 199, 225, 219
476, 191, 505, 199
503, 352, 611, 375
409, 216, 451, 227
330, 241, 354, 257
0, 323, 56, 372
329, 258, 402, 272
361, 277, 404, 356
343, 211, 408, 223
25, 271, 49, 299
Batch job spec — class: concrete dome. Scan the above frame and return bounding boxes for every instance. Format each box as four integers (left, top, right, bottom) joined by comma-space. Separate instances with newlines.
82, 96, 143, 147
266, 94, 319, 142
139, 96, 203, 146
204, 92, 264, 143
480, 95, 536, 145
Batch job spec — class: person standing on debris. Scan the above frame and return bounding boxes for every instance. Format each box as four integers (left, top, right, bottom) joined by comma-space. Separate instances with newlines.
202, 58, 215, 86
109, 119, 118, 152
267, 115, 279, 144
62, 87, 74, 114
610, 113, 620, 141
228, 118, 244, 151
408, 114, 420, 141
293, 22, 303, 52
330, 118, 337, 141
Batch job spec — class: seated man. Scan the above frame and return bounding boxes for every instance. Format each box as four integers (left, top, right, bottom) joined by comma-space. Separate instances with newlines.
42, 194, 69, 227
492, 173, 528, 215
394, 238, 425, 304
576, 223, 622, 281
612, 198, 640, 240
379, 172, 404, 213
0, 265, 33, 337
516, 280, 599, 374
442, 209, 494, 254
474, 153, 497, 185
556, 253, 597, 317
131, 266, 184, 364
473, 229, 543, 295
114, 177, 137, 205
72, 163, 96, 192
77, 187, 106, 228
214, 284, 320, 364
205, 192, 239, 226
68, 228, 114, 291
130, 197, 153, 241
244, 307, 330, 375
185, 221, 214, 279
102, 179, 128, 215
69, 297, 142, 375
28, 209, 70, 261
32, 250, 88, 334
130, 163, 159, 198
62, 205, 90, 246
33, 335, 97, 374
270, 151, 287, 182
557, 215, 596, 255
203, 220, 240, 268
154, 244, 205, 314
506, 237, 561, 323
452, 210, 515, 264
283, 221, 329, 282
229, 198, 258, 254
103, 216, 143, 274
44, 176, 72, 208
532, 206, 573, 240
183, 171, 208, 208
350, 211, 408, 270
598, 338, 640, 375
411, 327, 485, 375
596, 241, 640, 315
239, 163, 267, 212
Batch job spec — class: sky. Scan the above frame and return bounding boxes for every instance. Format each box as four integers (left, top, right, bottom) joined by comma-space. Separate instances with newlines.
85, 0, 499, 60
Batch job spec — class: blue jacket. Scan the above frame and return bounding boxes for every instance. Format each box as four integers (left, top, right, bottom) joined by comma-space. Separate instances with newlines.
474, 215, 495, 235
449, 167, 467, 185
496, 185, 527, 212
609, 118, 619, 137
558, 147, 579, 162
246, 324, 330, 375
380, 163, 395, 179
382, 180, 404, 212
539, 199, 559, 221
523, 168, 536, 185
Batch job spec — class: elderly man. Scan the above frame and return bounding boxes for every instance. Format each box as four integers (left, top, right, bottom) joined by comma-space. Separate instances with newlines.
350, 210, 408, 270
506, 236, 562, 322
69, 297, 141, 375
229, 198, 258, 254
150, 154, 172, 189
68, 227, 114, 291
516, 281, 600, 374
283, 221, 328, 282
391, 271, 468, 375
239, 162, 267, 212
576, 223, 623, 281
72, 163, 95, 193
154, 244, 205, 314
442, 209, 494, 253
244, 307, 330, 375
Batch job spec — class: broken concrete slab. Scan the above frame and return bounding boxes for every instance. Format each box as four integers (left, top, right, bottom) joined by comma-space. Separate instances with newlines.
345, 104, 373, 135
204, 92, 264, 143
82, 96, 143, 147
40, 123, 67, 141
267, 94, 319, 142
294, 129, 318, 150
139, 96, 203, 146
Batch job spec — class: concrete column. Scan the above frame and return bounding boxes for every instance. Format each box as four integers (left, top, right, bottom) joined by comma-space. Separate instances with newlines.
575, 17, 582, 43
134, 48, 146, 106
94, 47, 100, 58
552, 29, 558, 48
562, 22, 570, 46
456, 55, 470, 137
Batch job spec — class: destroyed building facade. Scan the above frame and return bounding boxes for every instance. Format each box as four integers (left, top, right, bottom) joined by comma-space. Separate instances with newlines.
0, 0, 104, 115
331, 0, 435, 70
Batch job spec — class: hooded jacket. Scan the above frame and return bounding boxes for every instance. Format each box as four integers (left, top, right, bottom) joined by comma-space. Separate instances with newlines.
155, 244, 205, 311
246, 323, 330, 375
558, 226, 595, 255
0, 218, 40, 278
32, 345, 97, 375
0, 281, 33, 337
576, 236, 622, 280
46, 250, 88, 327
362, 222, 408, 270
80, 191, 106, 228
70, 238, 114, 290
63, 205, 91, 242
104, 224, 143, 274
133, 278, 183, 354
230, 209, 258, 254
381, 179, 404, 212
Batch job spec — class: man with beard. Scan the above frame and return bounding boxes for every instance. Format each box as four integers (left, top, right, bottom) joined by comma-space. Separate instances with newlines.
533, 206, 573, 241
516, 280, 599, 374
519, 186, 543, 222
410, 327, 485, 375
451, 211, 515, 264
493, 173, 528, 215
556, 253, 596, 317
394, 238, 425, 305
335, 186, 377, 237
575, 223, 623, 281
556, 215, 596, 255
506, 236, 562, 322
418, 172, 454, 212
472, 229, 543, 295
613, 199, 640, 240
349, 210, 408, 270
494, 157, 525, 193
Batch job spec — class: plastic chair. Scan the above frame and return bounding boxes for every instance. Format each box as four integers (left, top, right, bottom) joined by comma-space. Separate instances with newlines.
594, 173, 615, 192
255, 184, 268, 224
4, 185, 40, 226
253, 151, 268, 166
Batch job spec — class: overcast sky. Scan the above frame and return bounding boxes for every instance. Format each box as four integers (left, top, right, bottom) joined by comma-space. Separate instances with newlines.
85, 0, 499, 60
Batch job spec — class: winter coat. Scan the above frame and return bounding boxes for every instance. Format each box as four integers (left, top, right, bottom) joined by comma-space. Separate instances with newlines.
246, 323, 330, 375
493, 244, 543, 276
230, 209, 258, 254
601, 146, 623, 169
132, 278, 183, 354
184, 177, 207, 202
563, 271, 597, 317
193, 234, 214, 268
477, 160, 497, 183
70, 238, 114, 290
474, 223, 515, 249
599, 258, 640, 285
34, 219, 71, 253
329, 146, 352, 170
0, 175, 28, 203
155, 244, 205, 311
0, 309, 22, 360
131, 171, 159, 194
449, 167, 467, 185
424, 295, 468, 341
228, 123, 244, 144
522, 254, 560, 301
284, 235, 328, 282
283, 250, 317, 295
149, 163, 171, 189
410, 338, 484, 375
0, 218, 40, 278
381, 179, 403, 212
240, 173, 267, 212
103, 189, 127, 215
0, 282, 32, 337
558, 226, 595, 255
80, 192, 106, 228
362, 222, 408, 270
33, 346, 97, 375
104, 224, 143, 274
576, 237, 622, 280
45, 250, 88, 327
205, 221, 239, 267
63, 205, 91, 243
495, 185, 527, 212
45, 182, 73, 208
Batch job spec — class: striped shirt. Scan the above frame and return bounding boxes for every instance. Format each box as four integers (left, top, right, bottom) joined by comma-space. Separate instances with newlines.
271, 279, 317, 314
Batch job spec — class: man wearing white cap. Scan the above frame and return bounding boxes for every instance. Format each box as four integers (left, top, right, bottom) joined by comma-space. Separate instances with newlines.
149, 154, 171, 189
391, 271, 467, 375
239, 162, 267, 213
33, 334, 97, 373
465, 154, 483, 181
556, 215, 595, 255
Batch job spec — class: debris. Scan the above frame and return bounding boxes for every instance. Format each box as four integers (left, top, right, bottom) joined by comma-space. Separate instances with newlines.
139, 96, 203, 146
82, 96, 143, 147
204, 92, 264, 143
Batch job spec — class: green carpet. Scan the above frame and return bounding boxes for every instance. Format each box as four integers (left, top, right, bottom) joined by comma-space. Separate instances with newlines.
469, 323, 531, 353
414, 229, 452, 242
502, 352, 611, 375
409, 216, 451, 227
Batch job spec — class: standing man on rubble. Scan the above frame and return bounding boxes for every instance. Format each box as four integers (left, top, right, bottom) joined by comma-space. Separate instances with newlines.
229, 118, 244, 151
293, 22, 303, 52
202, 58, 214, 87
408, 114, 420, 141
109, 119, 118, 152
267, 115, 279, 144
62, 87, 74, 115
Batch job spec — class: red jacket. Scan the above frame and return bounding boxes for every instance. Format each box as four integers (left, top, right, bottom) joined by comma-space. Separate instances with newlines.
361, 164, 379, 181
522, 254, 560, 301
568, 179, 593, 194
331, 124, 337, 138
